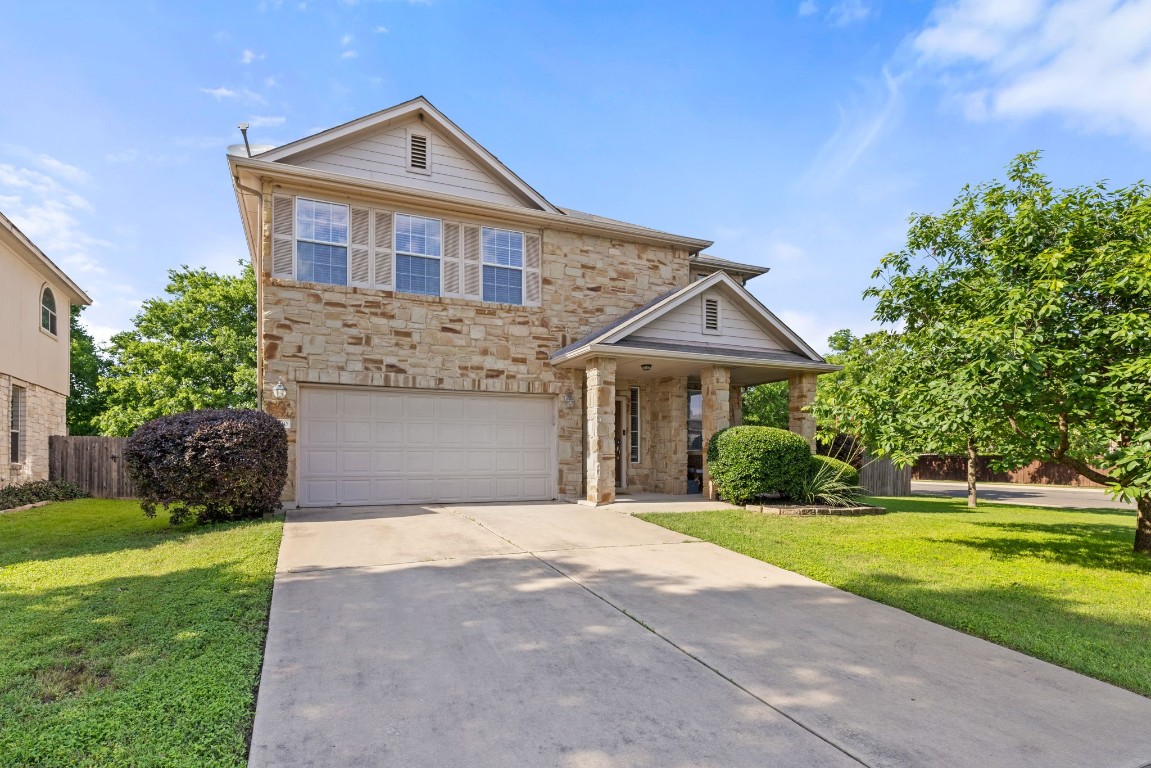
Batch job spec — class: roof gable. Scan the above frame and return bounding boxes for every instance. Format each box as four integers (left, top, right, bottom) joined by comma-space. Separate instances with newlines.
553, 272, 825, 363
253, 97, 559, 213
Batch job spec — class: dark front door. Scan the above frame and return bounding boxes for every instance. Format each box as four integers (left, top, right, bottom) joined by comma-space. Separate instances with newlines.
615, 403, 626, 488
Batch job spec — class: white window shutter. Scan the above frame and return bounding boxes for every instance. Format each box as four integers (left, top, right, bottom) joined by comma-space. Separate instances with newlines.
372, 209, 393, 290
271, 194, 295, 279
442, 221, 462, 297
349, 206, 371, 287
462, 224, 481, 300
524, 232, 542, 307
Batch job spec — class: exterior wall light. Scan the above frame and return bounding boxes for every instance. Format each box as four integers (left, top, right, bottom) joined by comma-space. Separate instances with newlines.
271, 379, 287, 399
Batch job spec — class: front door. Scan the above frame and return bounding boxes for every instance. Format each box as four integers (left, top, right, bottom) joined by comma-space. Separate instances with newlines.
615, 396, 627, 489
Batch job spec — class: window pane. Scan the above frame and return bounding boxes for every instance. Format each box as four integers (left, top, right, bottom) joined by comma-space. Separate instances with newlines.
396, 254, 441, 296
395, 214, 442, 257
296, 199, 348, 245
482, 265, 523, 305
482, 227, 523, 267
297, 241, 348, 286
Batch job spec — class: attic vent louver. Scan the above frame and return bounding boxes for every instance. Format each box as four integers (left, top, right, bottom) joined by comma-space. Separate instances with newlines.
409, 134, 429, 170
703, 297, 720, 333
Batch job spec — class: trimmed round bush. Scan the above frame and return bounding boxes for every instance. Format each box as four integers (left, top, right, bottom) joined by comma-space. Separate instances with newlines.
125, 408, 287, 525
706, 426, 811, 504
810, 454, 860, 486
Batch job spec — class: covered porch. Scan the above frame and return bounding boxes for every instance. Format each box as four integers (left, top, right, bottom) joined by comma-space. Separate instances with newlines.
551, 271, 839, 506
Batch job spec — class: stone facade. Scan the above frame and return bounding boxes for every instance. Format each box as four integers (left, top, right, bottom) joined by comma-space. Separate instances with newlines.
260, 189, 692, 502
584, 356, 616, 504
787, 372, 818, 450
0, 375, 66, 487
700, 365, 732, 499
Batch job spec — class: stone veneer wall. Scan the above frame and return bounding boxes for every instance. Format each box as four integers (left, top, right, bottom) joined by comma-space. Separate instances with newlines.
260, 198, 691, 503
0, 374, 67, 487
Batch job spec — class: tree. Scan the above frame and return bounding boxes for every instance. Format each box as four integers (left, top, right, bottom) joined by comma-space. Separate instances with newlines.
741, 381, 788, 429
67, 306, 109, 435
868, 152, 1151, 551
97, 264, 257, 436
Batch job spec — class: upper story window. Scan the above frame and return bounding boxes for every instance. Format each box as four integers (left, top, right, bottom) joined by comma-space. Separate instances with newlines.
481, 227, 524, 305
296, 198, 349, 286
10, 385, 25, 465
395, 213, 442, 296
40, 287, 57, 335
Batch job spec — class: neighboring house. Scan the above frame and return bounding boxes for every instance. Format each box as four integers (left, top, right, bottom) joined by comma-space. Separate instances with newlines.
228, 96, 837, 508
0, 211, 92, 486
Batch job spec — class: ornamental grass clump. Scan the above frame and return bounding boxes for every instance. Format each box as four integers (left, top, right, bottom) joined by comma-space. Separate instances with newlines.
125, 408, 287, 524
706, 426, 811, 505
797, 457, 867, 507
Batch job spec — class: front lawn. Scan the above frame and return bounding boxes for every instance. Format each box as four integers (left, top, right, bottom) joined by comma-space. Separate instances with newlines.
638, 496, 1151, 697
0, 499, 283, 767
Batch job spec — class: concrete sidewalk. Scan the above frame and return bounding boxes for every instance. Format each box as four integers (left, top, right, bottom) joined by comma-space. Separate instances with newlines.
250, 502, 1151, 768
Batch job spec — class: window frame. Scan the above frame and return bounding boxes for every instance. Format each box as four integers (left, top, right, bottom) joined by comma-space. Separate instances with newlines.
10, 385, 25, 465
295, 197, 351, 287
480, 226, 525, 306
629, 386, 641, 464
40, 286, 57, 336
394, 212, 443, 297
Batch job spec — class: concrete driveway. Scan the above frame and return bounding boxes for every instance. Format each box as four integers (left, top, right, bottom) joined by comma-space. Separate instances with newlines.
249, 503, 1151, 768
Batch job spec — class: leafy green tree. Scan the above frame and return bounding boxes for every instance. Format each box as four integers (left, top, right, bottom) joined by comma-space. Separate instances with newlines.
67, 306, 109, 435
97, 264, 257, 436
868, 152, 1151, 550
741, 381, 788, 429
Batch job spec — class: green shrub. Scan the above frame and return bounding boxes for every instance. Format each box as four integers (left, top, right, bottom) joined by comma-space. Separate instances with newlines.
796, 459, 867, 507
0, 479, 89, 511
125, 408, 287, 525
811, 454, 860, 486
706, 426, 811, 504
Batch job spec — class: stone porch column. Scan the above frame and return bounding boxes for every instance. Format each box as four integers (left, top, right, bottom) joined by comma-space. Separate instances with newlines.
700, 365, 732, 500
585, 356, 617, 505
788, 372, 818, 451
730, 385, 743, 426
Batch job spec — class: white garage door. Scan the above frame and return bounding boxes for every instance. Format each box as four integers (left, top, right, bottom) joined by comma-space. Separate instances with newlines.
297, 387, 556, 507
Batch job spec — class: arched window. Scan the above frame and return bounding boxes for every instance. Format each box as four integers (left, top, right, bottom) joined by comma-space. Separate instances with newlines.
41, 287, 57, 335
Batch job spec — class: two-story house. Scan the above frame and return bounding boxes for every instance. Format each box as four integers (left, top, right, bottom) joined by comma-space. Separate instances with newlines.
228, 97, 836, 508
1, 211, 92, 486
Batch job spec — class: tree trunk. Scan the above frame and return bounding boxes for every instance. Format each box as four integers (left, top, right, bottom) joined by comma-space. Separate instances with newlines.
966, 437, 978, 509
1137, 497, 1151, 555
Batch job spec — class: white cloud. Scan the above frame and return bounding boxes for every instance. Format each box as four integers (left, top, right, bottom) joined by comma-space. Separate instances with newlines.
800, 67, 902, 189
200, 86, 266, 104
341, 49, 359, 59
0, 153, 109, 277
914, 0, 1151, 137
240, 49, 265, 64
828, 0, 871, 26
798, 0, 818, 15
375, 25, 389, 33
341, 33, 353, 45
248, 115, 286, 128
201, 86, 237, 99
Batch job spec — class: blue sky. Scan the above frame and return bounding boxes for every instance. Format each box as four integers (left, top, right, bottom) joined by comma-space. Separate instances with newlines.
2, 0, 1149, 350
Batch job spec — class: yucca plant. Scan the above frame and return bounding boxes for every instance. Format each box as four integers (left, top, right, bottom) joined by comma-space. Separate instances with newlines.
795, 459, 867, 507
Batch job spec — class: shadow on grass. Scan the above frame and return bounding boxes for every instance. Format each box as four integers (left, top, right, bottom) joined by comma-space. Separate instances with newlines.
0, 501, 274, 570
942, 520, 1150, 575
0, 560, 272, 768
869, 495, 1133, 518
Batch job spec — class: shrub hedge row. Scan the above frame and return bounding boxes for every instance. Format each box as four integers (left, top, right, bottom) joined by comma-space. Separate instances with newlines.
0, 480, 89, 511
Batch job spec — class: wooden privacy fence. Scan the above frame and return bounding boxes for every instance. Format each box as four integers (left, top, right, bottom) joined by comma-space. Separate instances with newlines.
860, 452, 911, 497
49, 436, 137, 499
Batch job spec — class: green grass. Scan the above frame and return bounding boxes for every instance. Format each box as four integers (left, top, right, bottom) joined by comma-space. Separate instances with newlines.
0, 499, 283, 767
638, 496, 1151, 698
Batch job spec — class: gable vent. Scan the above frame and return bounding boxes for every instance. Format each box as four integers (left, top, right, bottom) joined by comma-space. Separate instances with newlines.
703, 297, 720, 333
409, 134, 429, 170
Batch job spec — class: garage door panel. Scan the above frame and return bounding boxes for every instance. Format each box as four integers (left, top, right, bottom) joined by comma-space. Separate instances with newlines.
299, 387, 555, 507
341, 421, 371, 443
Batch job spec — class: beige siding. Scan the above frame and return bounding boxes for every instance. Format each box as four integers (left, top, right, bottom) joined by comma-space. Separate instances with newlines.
295, 120, 526, 207
0, 239, 72, 395
630, 291, 785, 351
